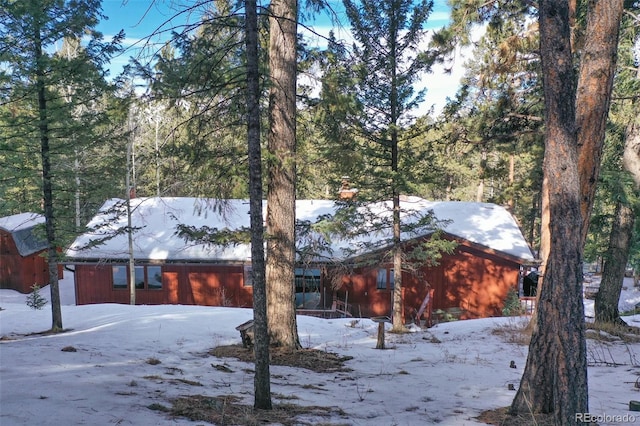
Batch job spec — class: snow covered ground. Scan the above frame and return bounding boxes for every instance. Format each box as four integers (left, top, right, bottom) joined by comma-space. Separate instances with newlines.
1, 276, 640, 425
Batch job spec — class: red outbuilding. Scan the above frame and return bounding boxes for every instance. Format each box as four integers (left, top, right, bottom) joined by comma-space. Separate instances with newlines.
0, 213, 60, 293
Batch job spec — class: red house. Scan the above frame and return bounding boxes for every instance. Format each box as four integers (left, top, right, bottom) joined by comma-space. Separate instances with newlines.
0, 213, 59, 293
65, 197, 536, 323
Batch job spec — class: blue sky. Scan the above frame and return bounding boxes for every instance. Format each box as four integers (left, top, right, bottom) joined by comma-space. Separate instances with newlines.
97, 0, 466, 115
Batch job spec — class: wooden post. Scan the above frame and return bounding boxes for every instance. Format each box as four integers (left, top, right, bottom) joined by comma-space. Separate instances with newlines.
371, 316, 390, 349
376, 322, 385, 349
343, 290, 348, 318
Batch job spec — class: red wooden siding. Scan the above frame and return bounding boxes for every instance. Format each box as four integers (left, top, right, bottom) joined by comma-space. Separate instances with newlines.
71, 238, 525, 323
339, 270, 394, 318
438, 245, 520, 318
74, 263, 252, 307
339, 242, 521, 322
0, 230, 61, 294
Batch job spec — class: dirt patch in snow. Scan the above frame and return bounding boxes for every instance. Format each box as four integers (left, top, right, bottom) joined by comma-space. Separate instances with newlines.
155, 345, 354, 425
209, 344, 354, 373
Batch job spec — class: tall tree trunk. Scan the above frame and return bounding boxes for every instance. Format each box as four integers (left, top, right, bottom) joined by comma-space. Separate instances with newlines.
534, 176, 550, 303
126, 139, 136, 306
595, 108, 640, 321
622, 118, 640, 188
389, 3, 404, 331
576, 0, 624, 246
511, 0, 588, 423
476, 147, 487, 202
245, 0, 272, 409
536, 0, 623, 311
507, 149, 515, 211
74, 149, 81, 230
266, 0, 301, 349
595, 200, 635, 324
575, 0, 626, 328
34, 22, 62, 331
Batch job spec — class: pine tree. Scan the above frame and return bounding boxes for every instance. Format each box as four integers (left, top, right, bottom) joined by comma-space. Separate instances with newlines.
266, 0, 301, 349
341, 0, 437, 331
26, 284, 48, 311
592, 3, 640, 325
434, 0, 625, 421
245, 0, 272, 410
0, 0, 123, 331
144, 3, 249, 199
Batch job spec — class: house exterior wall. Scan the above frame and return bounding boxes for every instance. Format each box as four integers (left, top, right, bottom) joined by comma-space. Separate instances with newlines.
74, 263, 252, 307
436, 244, 521, 318
339, 242, 522, 322
1, 229, 51, 293
71, 243, 523, 322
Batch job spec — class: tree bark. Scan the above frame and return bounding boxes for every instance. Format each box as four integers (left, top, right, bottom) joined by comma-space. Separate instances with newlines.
594, 107, 640, 323
266, 0, 301, 349
576, 0, 624, 246
511, 0, 588, 423
622, 120, 640, 188
126, 139, 136, 306
245, 0, 272, 410
34, 19, 62, 332
595, 201, 635, 324
389, 3, 404, 332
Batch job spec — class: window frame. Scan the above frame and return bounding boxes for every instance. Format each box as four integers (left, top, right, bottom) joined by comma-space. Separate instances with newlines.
112, 264, 163, 291
112, 265, 128, 289
243, 265, 253, 287
376, 268, 394, 290
147, 266, 163, 290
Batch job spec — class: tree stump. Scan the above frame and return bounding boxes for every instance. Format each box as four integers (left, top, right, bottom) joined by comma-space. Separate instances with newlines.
235, 320, 255, 348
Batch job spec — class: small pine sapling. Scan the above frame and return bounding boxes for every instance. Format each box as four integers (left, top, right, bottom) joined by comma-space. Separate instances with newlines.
502, 288, 525, 316
26, 284, 48, 310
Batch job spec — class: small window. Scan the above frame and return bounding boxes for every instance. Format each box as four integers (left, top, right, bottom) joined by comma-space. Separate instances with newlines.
376, 268, 394, 290
112, 266, 127, 289
376, 269, 387, 290
243, 265, 253, 287
148, 266, 162, 290
134, 266, 145, 290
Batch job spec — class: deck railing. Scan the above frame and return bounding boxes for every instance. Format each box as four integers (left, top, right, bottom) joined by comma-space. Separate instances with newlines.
297, 298, 353, 319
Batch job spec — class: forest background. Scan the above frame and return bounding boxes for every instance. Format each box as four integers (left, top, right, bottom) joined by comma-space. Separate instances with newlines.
1, 0, 637, 273
2, 0, 640, 423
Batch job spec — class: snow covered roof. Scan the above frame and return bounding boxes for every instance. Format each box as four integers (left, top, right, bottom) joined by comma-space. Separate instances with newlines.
0, 212, 48, 256
65, 196, 535, 263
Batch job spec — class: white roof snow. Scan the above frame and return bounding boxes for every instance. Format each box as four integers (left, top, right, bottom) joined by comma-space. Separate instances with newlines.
0, 212, 44, 232
65, 196, 535, 263
0, 212, 47, 256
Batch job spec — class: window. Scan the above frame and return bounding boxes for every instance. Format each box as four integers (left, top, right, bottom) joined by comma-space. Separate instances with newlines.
376, 269, 386, 289
295, 268, 321, 293
376, 268, 394, 290
295, 268, 321, 309
148, 266, 162, 290
243, 265, 253, 287
134, 266, 145, 289
112, 265, 163, 290
112, 266, 127, 289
